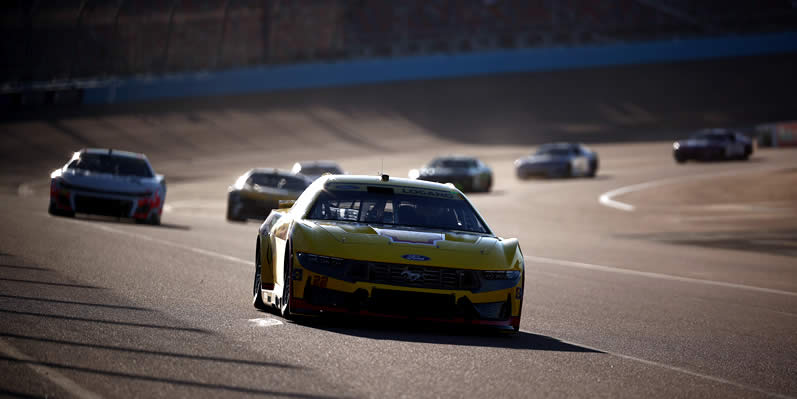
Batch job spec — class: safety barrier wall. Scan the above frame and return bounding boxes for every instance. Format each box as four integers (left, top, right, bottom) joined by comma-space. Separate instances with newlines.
82, 31, 797, 104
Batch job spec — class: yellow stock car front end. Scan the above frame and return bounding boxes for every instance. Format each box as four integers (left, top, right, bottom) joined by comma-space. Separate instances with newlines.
253, 175, 525, 332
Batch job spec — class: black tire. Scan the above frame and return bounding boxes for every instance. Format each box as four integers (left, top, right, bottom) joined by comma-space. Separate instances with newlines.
742, 145, 752, 161
48, 201, 75, 218
149, 213, 161, 226
253, 238, 268, 311
483, 176, 492, 192
587, 159, 598, 178
563, 164, 572, 178
280, 241, 293, 318
514, 271, 525, 333
227, 193, 246, 222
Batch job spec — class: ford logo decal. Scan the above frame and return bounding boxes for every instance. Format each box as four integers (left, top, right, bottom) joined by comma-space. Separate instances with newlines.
402, 254, 430, 261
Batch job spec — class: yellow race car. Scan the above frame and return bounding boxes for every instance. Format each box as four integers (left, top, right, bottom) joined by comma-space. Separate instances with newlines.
252, 174, 525, 332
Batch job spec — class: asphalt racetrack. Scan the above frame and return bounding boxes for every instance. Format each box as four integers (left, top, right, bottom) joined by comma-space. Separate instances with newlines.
1, 55, 796, 398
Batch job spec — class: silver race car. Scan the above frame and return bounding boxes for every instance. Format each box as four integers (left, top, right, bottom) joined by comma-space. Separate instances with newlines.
515, 143, 598, 179
409, 156, 493, 192
49, 148, 166, 225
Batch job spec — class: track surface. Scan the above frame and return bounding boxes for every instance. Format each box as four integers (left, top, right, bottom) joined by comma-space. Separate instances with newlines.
1, 55, 797, 398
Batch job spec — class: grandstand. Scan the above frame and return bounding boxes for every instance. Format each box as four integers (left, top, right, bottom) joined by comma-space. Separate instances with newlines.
2, 1, 796, 89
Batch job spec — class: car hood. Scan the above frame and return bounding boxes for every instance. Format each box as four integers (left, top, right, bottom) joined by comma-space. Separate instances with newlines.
679, 139, 719, 148
420, 167, 475, 176
293, 220, 517, 269
58, 169, 160, 195
517, 154, 570, 165
239, 186, 304, 201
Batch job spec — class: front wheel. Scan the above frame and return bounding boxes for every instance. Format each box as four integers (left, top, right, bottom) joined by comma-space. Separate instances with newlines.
482, 176, 492, 192
514, 271, 525, 333
253, 239, 268, 311
227, 193, 246, 222
742, 145, 752, 161
587, 159, 598, 178
280, 241, 293, 318
48, 201, 75, 218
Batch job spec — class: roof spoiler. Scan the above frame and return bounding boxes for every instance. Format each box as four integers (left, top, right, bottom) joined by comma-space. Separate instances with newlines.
278, 200, 295, 209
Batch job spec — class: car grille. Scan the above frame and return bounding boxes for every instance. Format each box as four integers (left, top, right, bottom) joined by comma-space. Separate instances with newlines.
298, 253, 480, 291
74, 195, 133, 217
61, 181, 151, 197
367, 262, 473, 290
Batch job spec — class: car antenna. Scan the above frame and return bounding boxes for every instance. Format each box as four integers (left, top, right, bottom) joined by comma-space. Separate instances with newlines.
380, 158, 389, 181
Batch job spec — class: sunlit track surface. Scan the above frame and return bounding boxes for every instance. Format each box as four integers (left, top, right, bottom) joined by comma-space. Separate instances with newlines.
2, 57, 797, 398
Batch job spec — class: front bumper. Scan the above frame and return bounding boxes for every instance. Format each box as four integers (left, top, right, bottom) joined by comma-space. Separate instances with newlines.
51, 183, 162, 220
674, 146, 723, 161
288, 258, 523, 331
516, 163, 567, 178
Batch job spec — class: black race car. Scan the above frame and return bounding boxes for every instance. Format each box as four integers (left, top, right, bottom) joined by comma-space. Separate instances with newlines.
409, 156, 492, 192
514, 143, 598, 179
673, 129, 753, 163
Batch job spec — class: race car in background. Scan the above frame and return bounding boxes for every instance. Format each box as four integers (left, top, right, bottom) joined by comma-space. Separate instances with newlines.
48, 148, 166, 225
515, 143, 598, 179
227, 168, 311, 222
673, 128, 753, 163
252, 174, 525, 332
408, 156, 492, 192
291, 160, 345, 182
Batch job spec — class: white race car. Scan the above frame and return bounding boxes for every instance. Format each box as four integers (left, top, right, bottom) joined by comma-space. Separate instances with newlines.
49, 148, 166, 225
515, 143, 599, 179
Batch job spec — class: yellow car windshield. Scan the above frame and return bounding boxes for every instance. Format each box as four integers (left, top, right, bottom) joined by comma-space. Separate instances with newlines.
307, 188, 489, 234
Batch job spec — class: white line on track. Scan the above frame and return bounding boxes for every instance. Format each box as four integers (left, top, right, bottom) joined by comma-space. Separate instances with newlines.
37, 213, 250, 266
90, 223, 251, 266
598, 165, 782, 212
525, 254, 797, 297
0, 339, 104, 399
519, 330, 794, 399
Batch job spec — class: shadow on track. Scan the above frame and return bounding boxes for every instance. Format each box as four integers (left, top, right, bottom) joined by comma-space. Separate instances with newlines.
64, 214, 191, 230
294, 317, 601, 353
0, 293, 151, 311
0, 356, 340, 399
0, 332, 300, 370
0, 245, 341, 398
